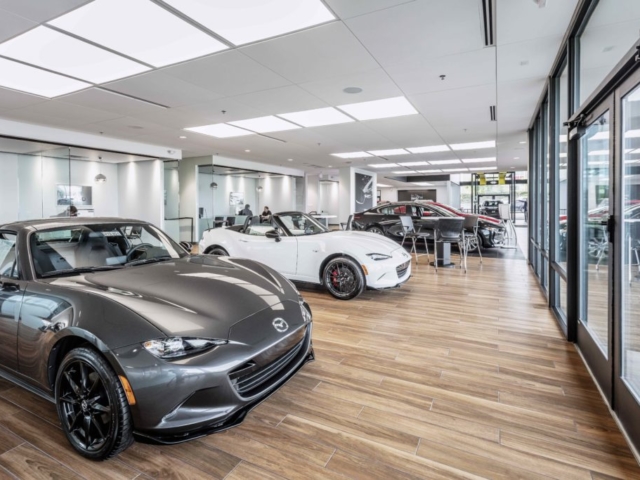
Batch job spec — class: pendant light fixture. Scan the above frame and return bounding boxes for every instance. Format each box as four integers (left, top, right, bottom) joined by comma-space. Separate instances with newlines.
95, 156, 107, 183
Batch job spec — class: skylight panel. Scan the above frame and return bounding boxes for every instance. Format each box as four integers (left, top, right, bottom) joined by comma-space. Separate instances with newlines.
49, 0, 228, 68
337, 96, 418, 121
0, 26, 149, 83
406, 145, 450, 153
185, 124, 255, 138
0, 57, 91, 98
162, 0, 334, 45
278, 107, 353, 127
229, 116, 300, 133
449, 140, 495, 150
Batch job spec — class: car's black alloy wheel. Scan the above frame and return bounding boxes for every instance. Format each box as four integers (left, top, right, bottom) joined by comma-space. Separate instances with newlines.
366, 226, 384, 235
323, 257, 365, 300
56, 348, 133, 460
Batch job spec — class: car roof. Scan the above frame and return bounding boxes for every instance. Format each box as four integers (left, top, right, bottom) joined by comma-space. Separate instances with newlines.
0, 217, 149, 233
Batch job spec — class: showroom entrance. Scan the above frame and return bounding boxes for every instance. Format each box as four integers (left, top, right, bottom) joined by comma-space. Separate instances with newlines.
566, 61, 640, 452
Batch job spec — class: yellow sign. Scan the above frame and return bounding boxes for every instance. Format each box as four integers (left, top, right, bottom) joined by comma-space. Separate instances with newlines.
479, 173, 486, 186
499, 172, 506, 185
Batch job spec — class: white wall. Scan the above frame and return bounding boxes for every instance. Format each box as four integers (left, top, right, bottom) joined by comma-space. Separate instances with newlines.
0, 152, 19, 225
318, 181, 339, 219
117, 160, 164, 227
305, 174, 319, 212
164, 166, 180, 219
257, 176, 296, 213
380, 182, 457, 205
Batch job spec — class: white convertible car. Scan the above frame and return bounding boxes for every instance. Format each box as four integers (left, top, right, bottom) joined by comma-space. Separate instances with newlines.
199, 212, 412, 300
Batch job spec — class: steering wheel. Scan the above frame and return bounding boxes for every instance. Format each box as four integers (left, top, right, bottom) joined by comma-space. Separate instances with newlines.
126, 243, 155, 262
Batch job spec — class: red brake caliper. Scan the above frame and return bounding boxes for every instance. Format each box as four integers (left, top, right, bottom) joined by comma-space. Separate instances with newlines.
331, 267, 340, 286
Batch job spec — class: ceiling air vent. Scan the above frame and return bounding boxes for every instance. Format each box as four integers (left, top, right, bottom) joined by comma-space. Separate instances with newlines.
490, 105, 496, 121
480, 0, 496, 47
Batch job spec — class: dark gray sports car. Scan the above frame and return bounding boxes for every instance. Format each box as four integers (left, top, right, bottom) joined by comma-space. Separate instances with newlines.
0, 218, 313, 460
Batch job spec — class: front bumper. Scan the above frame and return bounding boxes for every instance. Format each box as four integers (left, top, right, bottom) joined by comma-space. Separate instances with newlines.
109, 301, 313, 444
479, 226, 506, 247
364, 250, 412, 289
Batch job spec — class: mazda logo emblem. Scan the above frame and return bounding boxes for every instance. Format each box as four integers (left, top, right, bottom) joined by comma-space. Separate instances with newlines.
272, 318, 288, 333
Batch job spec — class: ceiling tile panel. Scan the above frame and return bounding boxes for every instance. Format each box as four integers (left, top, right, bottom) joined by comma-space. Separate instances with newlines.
60, 88, 168, 116
345, 0, 484, 67
0, 8, 36, 43
0, 88, 48, 110
163, 50, 291, 97
325, 0, 416, 20
0, 0, 90, 23
14, 100, 122, 124
241, 22, 379, 84
230, 85, 328, 115
105, 71, 222, 108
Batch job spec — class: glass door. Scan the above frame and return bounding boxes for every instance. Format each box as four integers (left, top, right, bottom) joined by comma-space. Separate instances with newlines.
576, 100, 614, 399
614, 71, 640, 447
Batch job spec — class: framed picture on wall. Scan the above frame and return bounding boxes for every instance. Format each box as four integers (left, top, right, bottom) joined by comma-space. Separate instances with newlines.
229, 192, 244, 206
57, 185, 92, 206
355, 172, 373, 210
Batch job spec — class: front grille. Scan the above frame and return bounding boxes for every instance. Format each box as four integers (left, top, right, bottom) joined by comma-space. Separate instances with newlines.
230, 332, 307, 397
396, 261, 410, 279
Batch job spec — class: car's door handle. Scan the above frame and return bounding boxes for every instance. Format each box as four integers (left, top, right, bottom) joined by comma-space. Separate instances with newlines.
312, 249, 318, 253
239, 239, 248, 243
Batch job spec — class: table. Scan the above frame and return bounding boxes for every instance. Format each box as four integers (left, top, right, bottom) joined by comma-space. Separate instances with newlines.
417, 217, 458, 268
312, 215, 337, 227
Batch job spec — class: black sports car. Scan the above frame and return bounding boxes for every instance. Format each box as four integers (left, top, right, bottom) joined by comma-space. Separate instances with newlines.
0, 218, 313, 460
352, 201, 506, 249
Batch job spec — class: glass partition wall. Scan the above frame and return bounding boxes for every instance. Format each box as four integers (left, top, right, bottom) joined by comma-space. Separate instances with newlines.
528, 0, 640, 454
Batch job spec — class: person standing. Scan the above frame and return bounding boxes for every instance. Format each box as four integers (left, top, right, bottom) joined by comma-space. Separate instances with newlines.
239, 204, 253, 216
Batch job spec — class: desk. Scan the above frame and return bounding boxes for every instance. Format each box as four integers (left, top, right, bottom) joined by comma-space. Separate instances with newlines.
417, 217, 461, 268
312, 215, 337, 227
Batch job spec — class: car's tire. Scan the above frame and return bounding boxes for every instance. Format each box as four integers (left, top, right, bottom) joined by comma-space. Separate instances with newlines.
366, 226, 385, 235
322, 257, 366, 300
55, 347, 133, 461
206, 246, 229, 256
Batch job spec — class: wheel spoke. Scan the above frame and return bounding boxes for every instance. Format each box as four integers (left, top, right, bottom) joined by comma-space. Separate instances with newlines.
91, 402, 111, 414
79, 362, 89, 392
64, 371, 81, 397
87, 376, 100, 397
69, 411, 82, 432
83, 414, 92, 447
60, 394, 78, 405
91, 416, 106, 443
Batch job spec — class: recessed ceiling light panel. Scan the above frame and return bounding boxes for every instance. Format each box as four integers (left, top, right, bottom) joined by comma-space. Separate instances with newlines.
398, 161, 429, 166
278, 107, 354, 127
337, 96, 418, 121
428, 159, 461, 165
441, 168, 468, 172
470, 166, 497, 171
49, 0, 228, 68
185, 123, 255, 138
162, 0, 334, 45
331, 152, 372, 159
367, 149, 410, 156
461, 157, 497, 163
0, 57, 91, 97
0, 26, 149, 83
377, 183, 391, 187
229, 115, 300, 133
449, 140, 496, 150
367, 163, 397, 168
407, 145, 450, 154
416, 169, 442, 173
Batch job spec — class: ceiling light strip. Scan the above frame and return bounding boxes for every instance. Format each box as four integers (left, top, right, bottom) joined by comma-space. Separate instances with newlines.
44, 24, 156, 69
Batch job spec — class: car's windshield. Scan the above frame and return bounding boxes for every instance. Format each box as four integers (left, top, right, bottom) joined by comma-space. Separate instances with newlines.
31, 223, 187, 278
277, 213, 328, 236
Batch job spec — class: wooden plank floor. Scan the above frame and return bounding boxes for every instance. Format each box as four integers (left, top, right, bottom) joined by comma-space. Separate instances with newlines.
0, 255, 638, 479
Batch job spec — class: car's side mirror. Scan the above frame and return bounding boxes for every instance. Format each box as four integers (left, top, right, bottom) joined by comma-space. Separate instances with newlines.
265, 230, 281, 242
179, 241, 193, 253
0, 277, 19, 291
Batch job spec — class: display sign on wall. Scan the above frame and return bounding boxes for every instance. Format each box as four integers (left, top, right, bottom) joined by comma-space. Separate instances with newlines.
355, 172, 373, 209
229, 191, 245, 206
57, 185, 92, 206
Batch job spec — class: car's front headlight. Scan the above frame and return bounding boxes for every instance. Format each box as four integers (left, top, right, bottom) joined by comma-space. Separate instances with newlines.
143, 337, 227, 359
300, 298, 312, 323
366, 253, 392, 261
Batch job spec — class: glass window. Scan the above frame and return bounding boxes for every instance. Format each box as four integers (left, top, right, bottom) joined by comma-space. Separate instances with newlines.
558, 65, 569, 269
621, 83, 640, 399
580, 111, 611, 357
278, 213, 328, 236
559, 275, 567, 318
0, 233, 19, 279
579, 1, 640, 106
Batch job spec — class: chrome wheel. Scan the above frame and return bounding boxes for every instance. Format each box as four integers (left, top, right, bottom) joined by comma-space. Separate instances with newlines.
59, 360, 112, 453
367, 226, 384, 235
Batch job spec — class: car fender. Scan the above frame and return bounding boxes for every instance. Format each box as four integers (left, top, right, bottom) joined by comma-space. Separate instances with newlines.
200, 228, 241, 255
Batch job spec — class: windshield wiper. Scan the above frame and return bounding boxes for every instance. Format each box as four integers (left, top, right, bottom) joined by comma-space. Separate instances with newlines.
125, 255, 173, 267
41, 266, 122, 278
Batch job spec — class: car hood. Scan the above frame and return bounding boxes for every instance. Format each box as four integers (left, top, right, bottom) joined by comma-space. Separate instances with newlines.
50, 255, 298, 340
324, 230, 402, 254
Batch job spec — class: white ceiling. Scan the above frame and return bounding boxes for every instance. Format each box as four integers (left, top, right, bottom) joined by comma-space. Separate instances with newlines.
0, 0, 582, 173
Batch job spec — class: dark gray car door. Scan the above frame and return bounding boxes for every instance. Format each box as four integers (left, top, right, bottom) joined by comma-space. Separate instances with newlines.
0, 232, 25, 372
